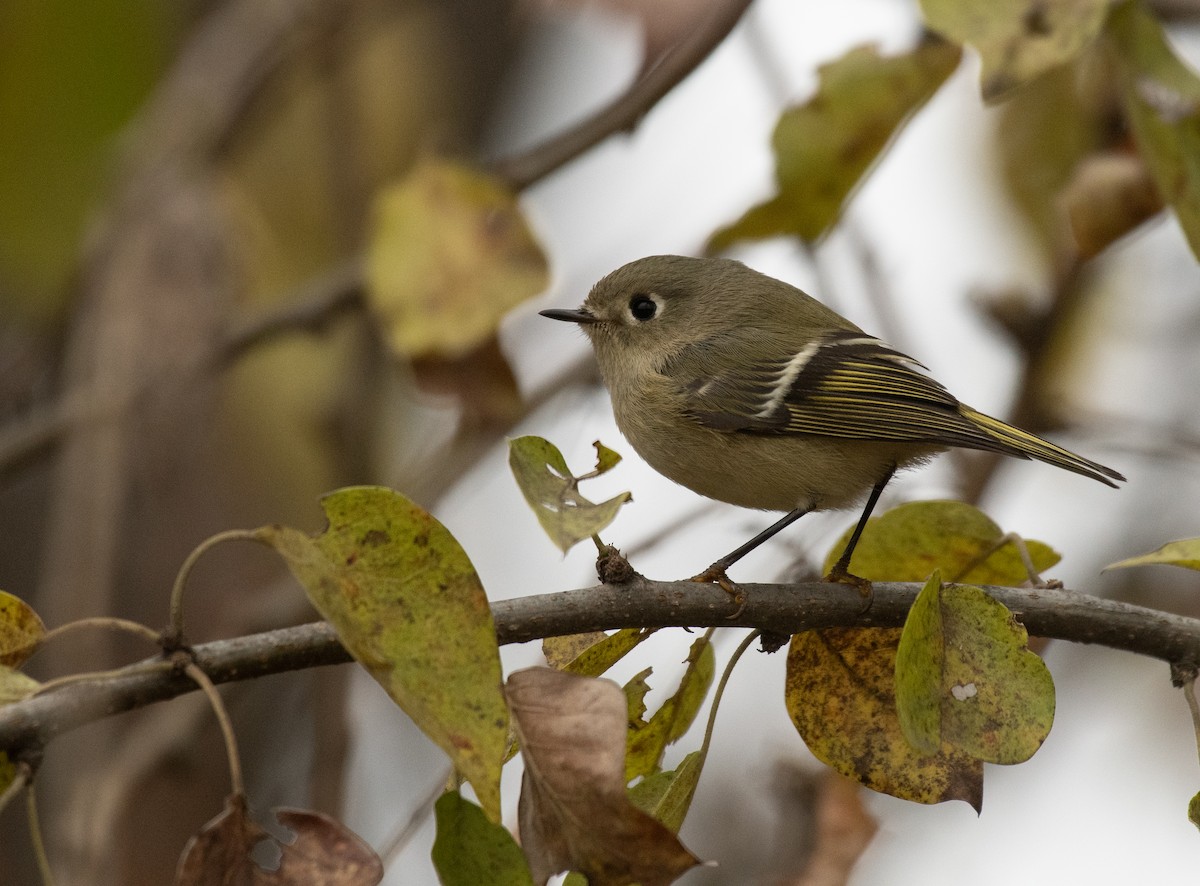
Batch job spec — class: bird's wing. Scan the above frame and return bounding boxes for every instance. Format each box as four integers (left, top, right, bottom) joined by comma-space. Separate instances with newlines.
662, 329, 1007, 450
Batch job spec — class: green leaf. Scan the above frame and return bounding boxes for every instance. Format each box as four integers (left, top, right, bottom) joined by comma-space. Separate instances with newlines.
822, 500, 1060, 585
590, 440, 623, 475
1108, 2, 1200, 261
1107, 538, 1200, 572
707, 37, 960, 250
921, 0, 1110, 102
261, 486, 508, 821
628, 751, 704, 834
0, 591, 45, 668
508, 436, 632, 554
896, 574, 1055, 763
431, 792, 533, 886
0, 666, 40, 705
366, 157, 549, 359
625, 638, 715, 782
1190, 791, 1200, 831
786, 627, 982, 810
544, 628, 655, 677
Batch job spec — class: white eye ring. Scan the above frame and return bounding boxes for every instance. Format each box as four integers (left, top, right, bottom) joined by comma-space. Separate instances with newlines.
628, 293, 660, 322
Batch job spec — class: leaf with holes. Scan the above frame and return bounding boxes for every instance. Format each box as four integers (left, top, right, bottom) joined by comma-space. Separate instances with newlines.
896, 573, 1055, 763
786, 627, 983, 810
509, 436, 631, 554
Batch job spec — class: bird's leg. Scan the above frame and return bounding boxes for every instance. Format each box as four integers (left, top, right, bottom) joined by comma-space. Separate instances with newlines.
690, 507, 811, 612
824, 465, 896, 601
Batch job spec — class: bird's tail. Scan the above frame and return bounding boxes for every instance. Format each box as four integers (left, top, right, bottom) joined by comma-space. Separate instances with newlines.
959, 405, 1125, 488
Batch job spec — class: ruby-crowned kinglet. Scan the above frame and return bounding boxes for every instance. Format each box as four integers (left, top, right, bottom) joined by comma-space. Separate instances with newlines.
541, 255, 1124, 591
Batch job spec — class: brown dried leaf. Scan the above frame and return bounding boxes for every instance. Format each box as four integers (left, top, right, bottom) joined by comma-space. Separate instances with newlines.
176, 795, 383, 885
507, 667, 701, 886
1060, 151, 1162, 258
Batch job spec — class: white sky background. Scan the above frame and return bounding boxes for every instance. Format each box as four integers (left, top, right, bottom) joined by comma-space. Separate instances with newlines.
342, 2, 1200, 883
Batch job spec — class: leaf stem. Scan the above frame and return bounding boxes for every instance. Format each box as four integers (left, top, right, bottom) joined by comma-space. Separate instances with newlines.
168, 529, 263, 642
27, 784, 54, 886
184, 662, 244, 796
1184, 678, 1200, 773
0, 760, 29, 817
39, 616, 162, 649
698, 629, 759, 764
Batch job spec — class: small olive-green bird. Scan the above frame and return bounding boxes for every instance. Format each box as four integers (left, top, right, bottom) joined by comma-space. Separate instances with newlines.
541, 255, 1124, 590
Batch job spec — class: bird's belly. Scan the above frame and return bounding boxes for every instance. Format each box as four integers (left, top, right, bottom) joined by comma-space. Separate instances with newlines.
615, 402, 934, 513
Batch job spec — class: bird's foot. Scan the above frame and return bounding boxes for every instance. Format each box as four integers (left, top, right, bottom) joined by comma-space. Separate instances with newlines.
689, 564, 747, 619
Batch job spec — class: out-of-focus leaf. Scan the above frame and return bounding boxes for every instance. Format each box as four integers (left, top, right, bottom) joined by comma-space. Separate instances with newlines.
707, 37, 960, 250
366, 157, 549, 359
508, 436, 631, 554
1061, 150, 1162, 257
1108, 2, 1200, 261
1107, 538, 1200, 572
1190, 791, 1200, 831
431, 792, 533, 886
995, 61, 1117, 247
0, 0, 170, 320
175, 795, 383, 885
0, 752, 14, 795
507, 667, 701, 886
544, 629, 654, 677
0, 666, 40, 705
920, 0, 1110, 102
786, 627, 983, 810
627, 751, 704, 834
413, 337, 525, 424
261, 486, 507, 821
896, 573, 1055, 763
0, 591, 45, 668
626, 637, 715, 782
822, 500, 1059, 585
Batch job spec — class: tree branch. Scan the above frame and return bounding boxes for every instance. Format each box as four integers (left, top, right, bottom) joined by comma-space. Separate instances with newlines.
491, 0, 756, 190
3, 579, 1197, 758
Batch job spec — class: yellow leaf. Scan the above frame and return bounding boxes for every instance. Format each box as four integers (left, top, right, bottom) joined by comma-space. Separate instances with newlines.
786, 627, 983, 809
366, 158, 549, 358
823, 500, 1059, 585
0, 591, 45, 668
262, 486, 508, 821
1107, 538, 1200, 572
708, 38, 960, 249
921, 0, 1111, 102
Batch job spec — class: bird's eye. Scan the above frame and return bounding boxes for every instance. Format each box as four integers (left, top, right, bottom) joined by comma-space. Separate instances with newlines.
629, 294, 657, 321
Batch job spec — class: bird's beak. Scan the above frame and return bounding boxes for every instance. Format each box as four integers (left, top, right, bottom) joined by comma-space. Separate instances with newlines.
539, 307, 598, 324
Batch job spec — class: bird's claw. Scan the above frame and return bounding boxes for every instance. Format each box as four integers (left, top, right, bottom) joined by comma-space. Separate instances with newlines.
824, 565, 875, 615
690, 564, 747, 619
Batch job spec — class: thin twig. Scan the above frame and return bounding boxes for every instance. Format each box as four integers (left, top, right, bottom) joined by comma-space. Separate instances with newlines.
168, 528, 265, 641
492, 0, 756, 190
39, 617, 163, 650
0, 760, 29, 817
27, 785, 55, 886
1185, 678, 1200, 773
698, 629, 758, 764
184, 662, 243, 796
